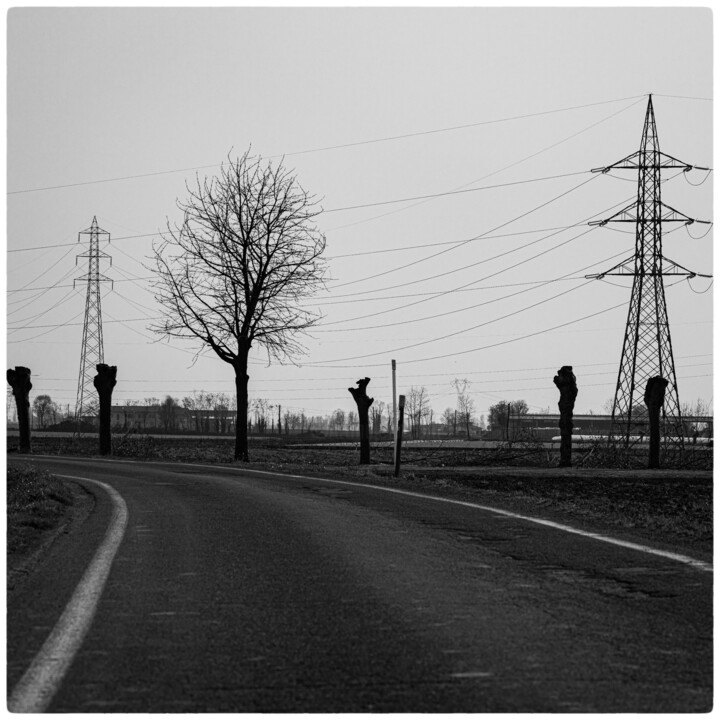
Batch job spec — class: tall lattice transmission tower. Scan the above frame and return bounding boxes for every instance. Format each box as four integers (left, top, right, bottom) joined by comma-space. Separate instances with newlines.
74, 217, 112, 427
587, 95, 711, 446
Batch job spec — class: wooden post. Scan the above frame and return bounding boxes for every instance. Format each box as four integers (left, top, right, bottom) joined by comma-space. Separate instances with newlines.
392, 360, 397, 462
394, 394, 406, 477
348, 377, 374, 464
644, 376, 668, 469
553, 365, 578, 467
94, 364, 117, 456
7, 366, 32, 454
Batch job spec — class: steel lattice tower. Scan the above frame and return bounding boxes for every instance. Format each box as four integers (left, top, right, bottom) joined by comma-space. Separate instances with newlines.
587, 95, 710, 446
74, 217, 112, 427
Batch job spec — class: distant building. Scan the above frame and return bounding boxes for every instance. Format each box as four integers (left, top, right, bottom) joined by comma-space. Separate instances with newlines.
111, 405, 235, 434
505, 413, 713, 441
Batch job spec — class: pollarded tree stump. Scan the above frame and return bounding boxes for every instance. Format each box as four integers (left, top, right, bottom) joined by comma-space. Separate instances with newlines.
7, 366, 32, 454
348, 377, 374, 464
644, 376, 668, 469
553, 365, 578, 468
94, 364, 117, 456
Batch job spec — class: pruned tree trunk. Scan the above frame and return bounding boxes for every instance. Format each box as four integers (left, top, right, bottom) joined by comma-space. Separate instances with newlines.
234, 355, 250, 462
348, 377, 374, 464
644, 376, 668, 469
94, 364, 117, 456
553, 365, 578, 468
7, 366, 32, 454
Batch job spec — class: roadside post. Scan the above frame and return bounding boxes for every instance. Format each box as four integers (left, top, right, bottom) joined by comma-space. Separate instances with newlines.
392, 359, 397, 463
394, 394, 405, 478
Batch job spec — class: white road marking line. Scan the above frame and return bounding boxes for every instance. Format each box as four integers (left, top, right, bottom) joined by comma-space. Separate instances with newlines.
216, 465, 715, 573
23, 455, 713, 572
8, 475, 128, 713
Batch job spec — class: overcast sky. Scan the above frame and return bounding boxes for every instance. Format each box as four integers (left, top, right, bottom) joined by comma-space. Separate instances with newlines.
6, 6, 713, 423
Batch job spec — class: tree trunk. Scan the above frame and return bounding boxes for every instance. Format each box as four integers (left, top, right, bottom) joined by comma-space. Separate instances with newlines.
348, 377, 374, 464
7, 366, 32, 454
234, 354, 250, 462
94, 364, 117, 456
644, 376, 668, 469
553, 366, 578, 468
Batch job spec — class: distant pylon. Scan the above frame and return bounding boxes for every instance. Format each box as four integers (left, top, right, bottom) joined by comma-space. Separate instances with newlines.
74, 217, 112, 428
587, 95, 711, 447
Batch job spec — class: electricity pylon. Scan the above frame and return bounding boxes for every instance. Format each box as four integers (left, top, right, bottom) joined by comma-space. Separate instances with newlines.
74, 217, 112, 428
587, 95, 711, 447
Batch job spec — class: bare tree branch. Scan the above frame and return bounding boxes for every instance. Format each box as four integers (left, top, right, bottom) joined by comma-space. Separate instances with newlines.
148, 149, 327, 460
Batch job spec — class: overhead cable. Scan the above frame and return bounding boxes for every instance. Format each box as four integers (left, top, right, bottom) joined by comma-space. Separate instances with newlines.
8, 95, 646, 196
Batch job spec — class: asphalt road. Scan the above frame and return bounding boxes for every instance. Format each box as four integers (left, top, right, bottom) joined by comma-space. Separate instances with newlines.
7, 456, 713, 712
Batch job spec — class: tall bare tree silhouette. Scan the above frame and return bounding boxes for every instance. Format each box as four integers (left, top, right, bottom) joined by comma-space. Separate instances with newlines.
151, 150, 327, 461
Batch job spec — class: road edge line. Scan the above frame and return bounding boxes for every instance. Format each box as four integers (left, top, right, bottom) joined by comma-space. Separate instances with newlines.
20, 456, 713, 573
7, 475, 129, 713
240, 468, 715, 573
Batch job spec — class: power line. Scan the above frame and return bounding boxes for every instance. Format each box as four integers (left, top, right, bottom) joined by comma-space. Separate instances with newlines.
322, 171, 589, 214
326, 225, 575, 260
309, 276, 584, 306
314, 224, 599, 326
7, 232, 161, 254
3, 178, 602, 297
7, 171, 588, 256
7, 287, 78, 325
311, 173, 688, 322
8, 314, 160, 332
654, 93, 713, 102
7, 95, 646, 196
30, 354, 712, 386
302, 300, 629, 369
310, 279, 597, 365
324, 173, 600, 293
314, 244, 634, 333
7, 276, 156, 295
324, 96, 647, 232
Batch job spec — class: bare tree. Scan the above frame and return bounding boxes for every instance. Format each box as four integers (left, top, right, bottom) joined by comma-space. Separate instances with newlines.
140, 397, 160, 431
488, 399, 528, 439
122, 399, 140, 430
6, 386, 17, 424
454, 379, 476, 439
370, 399, 387, 435
182, 394, 199, 432
442, 407, 456, 436
681, 397, 712, 417
159, 395, 180, 432
214, 393, 231, 434
333, 409, 346, 433
32, 394, 55, 429
151, 150, 327, 460
407, 385, 430, 439
251, 398, 271, 434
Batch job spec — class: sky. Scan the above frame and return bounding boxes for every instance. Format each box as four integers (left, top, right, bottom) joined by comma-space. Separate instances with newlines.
5, 5, 714, 424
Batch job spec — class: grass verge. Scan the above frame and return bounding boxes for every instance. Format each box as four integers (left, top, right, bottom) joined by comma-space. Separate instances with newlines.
7, 463, 74, 558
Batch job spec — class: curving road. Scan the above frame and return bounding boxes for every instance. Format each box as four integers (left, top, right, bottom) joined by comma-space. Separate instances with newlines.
7, 456, 713, 712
